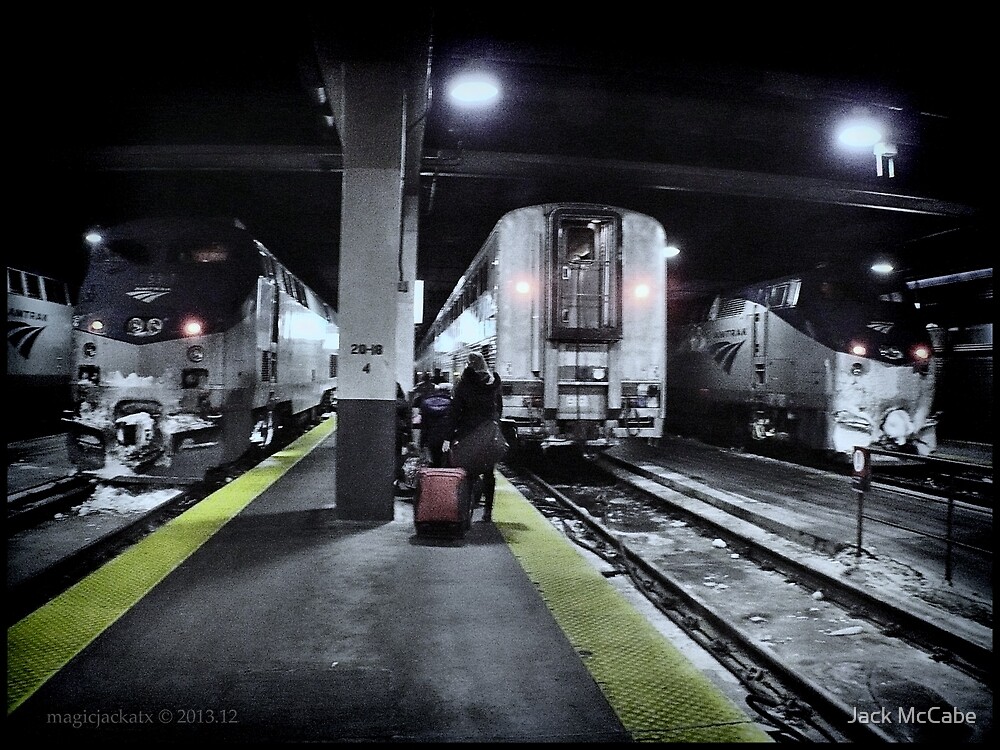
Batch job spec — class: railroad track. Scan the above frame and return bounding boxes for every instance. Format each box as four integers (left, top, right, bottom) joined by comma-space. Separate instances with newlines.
504, 453, 992, 743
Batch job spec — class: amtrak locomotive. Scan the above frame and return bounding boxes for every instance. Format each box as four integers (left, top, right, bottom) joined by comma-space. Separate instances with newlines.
415, 202, 667, 453
66, 217, 338, 480
7, 268, 75, 438
667, 264, 937, 458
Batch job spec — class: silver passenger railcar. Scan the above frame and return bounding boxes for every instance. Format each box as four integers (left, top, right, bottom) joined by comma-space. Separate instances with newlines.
415, 203, 668, 453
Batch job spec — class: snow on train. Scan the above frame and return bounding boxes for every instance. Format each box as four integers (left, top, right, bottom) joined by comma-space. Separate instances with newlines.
7, 268, 75, 437
65, 217, 339, 480
667, 263, 937, 458
415, 202, 667, 453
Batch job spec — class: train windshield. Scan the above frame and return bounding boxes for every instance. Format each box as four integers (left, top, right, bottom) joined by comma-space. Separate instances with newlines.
813, 277, 917, 310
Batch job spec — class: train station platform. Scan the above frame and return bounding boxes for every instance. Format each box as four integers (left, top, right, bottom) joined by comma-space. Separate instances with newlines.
6, 419, 772, 743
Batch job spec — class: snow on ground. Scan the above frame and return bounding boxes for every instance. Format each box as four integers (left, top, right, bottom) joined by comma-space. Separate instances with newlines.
73, 485, 182, 516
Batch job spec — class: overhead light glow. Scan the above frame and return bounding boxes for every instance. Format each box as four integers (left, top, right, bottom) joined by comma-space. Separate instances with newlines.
663, 244, 680, 258
871, 262, 894, 274
448, 73, 500, 105
839, 123, 883, 148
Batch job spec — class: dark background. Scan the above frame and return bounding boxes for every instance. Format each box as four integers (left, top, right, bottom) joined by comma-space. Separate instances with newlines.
24, 11, 988, 342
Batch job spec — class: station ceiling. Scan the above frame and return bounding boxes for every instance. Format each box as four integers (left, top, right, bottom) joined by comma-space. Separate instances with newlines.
34, 11, 987, 341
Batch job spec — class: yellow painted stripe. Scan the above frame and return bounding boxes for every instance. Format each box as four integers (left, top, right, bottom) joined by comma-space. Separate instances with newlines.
7, 416, 337, 715
491, 474, 772, 743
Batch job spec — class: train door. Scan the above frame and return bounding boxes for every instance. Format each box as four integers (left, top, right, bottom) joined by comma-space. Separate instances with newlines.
545, 208, 622, 442
252, 256, 281, 447
751, 296, 767, 395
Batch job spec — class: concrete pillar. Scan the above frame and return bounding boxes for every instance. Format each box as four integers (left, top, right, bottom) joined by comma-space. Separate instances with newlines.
335, 61, 405, 521
397, 193, 419, 390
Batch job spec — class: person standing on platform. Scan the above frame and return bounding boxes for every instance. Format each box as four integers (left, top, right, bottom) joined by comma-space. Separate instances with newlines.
419, 381, 454, 468
411, 372, 435, 409
394, 383, 415, 496
449, 350, 503, 522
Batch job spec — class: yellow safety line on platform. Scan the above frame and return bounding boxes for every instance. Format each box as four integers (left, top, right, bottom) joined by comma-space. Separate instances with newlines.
6, 416, 337, 716
491, 474, 772, 744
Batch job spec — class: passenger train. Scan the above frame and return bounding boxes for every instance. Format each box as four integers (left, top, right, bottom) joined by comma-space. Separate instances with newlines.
65, 217, 339, 480
7, 267, 75, 438
415, 203, 667, 453
666, 263, 938, 458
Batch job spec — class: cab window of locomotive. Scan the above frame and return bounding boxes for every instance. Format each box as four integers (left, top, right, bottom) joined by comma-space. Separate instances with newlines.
43, 277, 70, 305
8, 269, 25, 296
766, 283, 797, 309
817, 280, 862, 303
24, 272, 41, 299
107, 239, 152, 265
186, 243, 229, 263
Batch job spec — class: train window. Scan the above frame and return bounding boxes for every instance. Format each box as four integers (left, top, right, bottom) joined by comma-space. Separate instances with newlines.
551, 214, 621, 340
7, 268, 25, 296
187, 243, 230, 263
24, 272, 42, 299
565, 226, 595, 264
765, 281, 800, 309
42, 277, 71, 305
109, 239, 152, 264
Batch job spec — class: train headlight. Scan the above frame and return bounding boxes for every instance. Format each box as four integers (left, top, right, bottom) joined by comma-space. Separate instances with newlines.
515, 280, 531, 294
912, 344, 931, 362
127, 317, 145, 334
634, 283, 650, 298
182, 319, 204, 336
187, 345, 205, 363
849, 342, 867, 357
89, 319, 105, 334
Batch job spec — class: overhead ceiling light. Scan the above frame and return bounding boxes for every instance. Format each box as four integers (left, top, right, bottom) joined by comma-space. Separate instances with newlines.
447, 72, 500, 105
871, 261, 894, 274
836, 107, 886, 149
838, 121, 883, 148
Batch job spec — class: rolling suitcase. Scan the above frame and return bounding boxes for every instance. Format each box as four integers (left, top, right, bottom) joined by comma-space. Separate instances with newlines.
413, 467, 472, 538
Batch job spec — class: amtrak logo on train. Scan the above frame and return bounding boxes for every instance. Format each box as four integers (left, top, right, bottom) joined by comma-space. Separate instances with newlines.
7, 321, 46, 359
708, 340, 745, 373
127, 287, 171, 303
